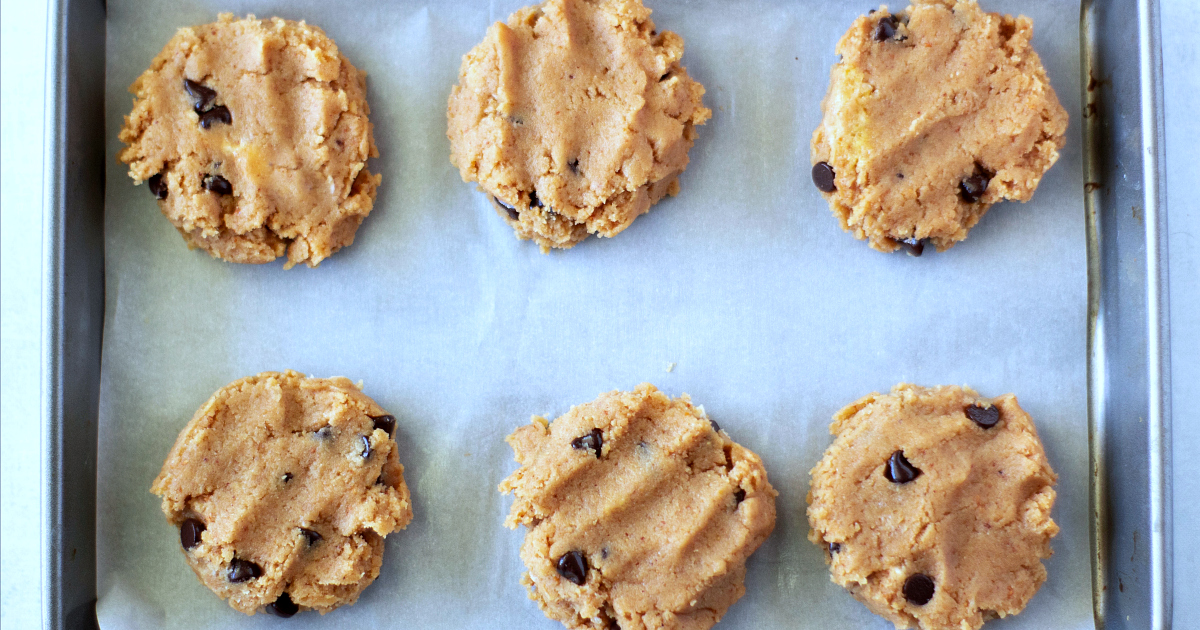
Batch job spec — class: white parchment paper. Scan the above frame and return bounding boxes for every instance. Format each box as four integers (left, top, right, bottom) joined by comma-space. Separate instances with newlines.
97, 1, 1090, 628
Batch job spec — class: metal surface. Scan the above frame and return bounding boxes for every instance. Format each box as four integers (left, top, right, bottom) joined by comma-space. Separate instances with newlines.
1082, 0, 1172, 627
41, 0, 105, 628
39, 0, 1172, 628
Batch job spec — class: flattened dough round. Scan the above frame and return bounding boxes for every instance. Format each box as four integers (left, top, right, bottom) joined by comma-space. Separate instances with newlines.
807, 384, 1058, 630
500, 383, 776, 629
811, 0, 1067, 253
447, 0, 711, 251
150, 371, 412, 615
118, 14, 381, 268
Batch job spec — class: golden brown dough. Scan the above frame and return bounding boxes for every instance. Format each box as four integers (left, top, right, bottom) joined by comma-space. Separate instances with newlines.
118, 14, 380, 268
448, 0, 710, 251
811, 0, 1067, 253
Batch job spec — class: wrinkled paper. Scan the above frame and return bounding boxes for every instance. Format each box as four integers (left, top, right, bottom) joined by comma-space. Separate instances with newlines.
99, 1, 1090, 627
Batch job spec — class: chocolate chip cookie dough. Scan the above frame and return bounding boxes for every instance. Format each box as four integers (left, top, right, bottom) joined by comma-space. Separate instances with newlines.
807, 384, 1058, 630
447, 0, 711, 251
150, 371, 412, 616
810, 0, 1068, 254
118, 14, 381, 268
499, 384, 776, 630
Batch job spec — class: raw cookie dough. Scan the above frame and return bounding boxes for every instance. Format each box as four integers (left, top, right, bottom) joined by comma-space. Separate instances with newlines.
499, 383, 776, 630
810, 0, 1068, 254
447, 0, 711, 251
150, 371, 412, 616
118, 14, 381, 268
807, 384, 1058, 630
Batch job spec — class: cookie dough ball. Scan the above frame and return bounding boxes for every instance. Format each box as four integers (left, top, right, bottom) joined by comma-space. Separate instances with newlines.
807, 384, 1058, 630
447, 0, 711, 251
810, 0, 1068, 254
118, 14, 381, 268
150, 371, 412, 616
499, 383, 776, 629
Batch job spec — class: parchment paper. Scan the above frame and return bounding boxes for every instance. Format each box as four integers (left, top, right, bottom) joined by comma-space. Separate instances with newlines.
97, 1, 1090, 628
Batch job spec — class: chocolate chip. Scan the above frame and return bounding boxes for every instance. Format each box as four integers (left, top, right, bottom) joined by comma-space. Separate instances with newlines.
734, 488, 746, 504
371, 414, 396, 436
314, 426, 332, 440
829, 542, 842, 554
903, 573, 935, 605
266, 592, 299, 618
198, 105, 232, 129
281, 472, 293, 483
659, 72, 670, 82
571, 428, 603, 458
965, 404, 1000, 428
709, 419, 722, 433
884, 450, 921, 484
183, 79, 217, 112
556, 551, 588, 585
148, 173, 168, 200
201, 174, 232, 196
494, 195, 519, 220
299, 528, 322, 546
228, 558, 262, 583
180, 518, 205, 550
958, 163, 993, 203
529, 190, 543, 208
873, 15, 899, 41
812, 162, 836, 193
900, 239, 925, 257
601, 546, 610, 559
360, 435, 372, 459
568, 159, 580, 174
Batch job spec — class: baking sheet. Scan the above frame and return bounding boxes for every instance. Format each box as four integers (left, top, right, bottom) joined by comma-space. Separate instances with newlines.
96, 0, 1090, 628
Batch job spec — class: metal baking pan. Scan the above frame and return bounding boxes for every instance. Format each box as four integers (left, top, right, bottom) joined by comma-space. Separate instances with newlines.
40, 0, 1171, 627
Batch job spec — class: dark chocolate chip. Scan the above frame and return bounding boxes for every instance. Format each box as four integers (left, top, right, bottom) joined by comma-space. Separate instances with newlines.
900, 239, 925, 257
314, 426, 333, 439
873, 15, 899, 41
282, 472, 293, 483
829, 542, 842, 554
299, 528, 322, 546
148, 173, 168, 200
228, 558, 262, 583
709, 419, 722, 433
494, 195, 519, 220
659, 72, 670, 82
568, 159, 580, 174
965, 404, 1000, 428
198, 105, 232, 129
958, 164, 993, 203
812, 162, 836, 193
180, 518, 205, 550
266, 592, 299, 618
570, 428, 603, 458
601, 546, 610, 559
201, 174, 232, 196
371, 414, 396, 436
360, 435, 372, 459
903, 573, 936, 605
529, 190, 543, 208
734, 488, 747, 505
884, 450, 921, 484
556, 551, 588, 585
183, 79, 217, 112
